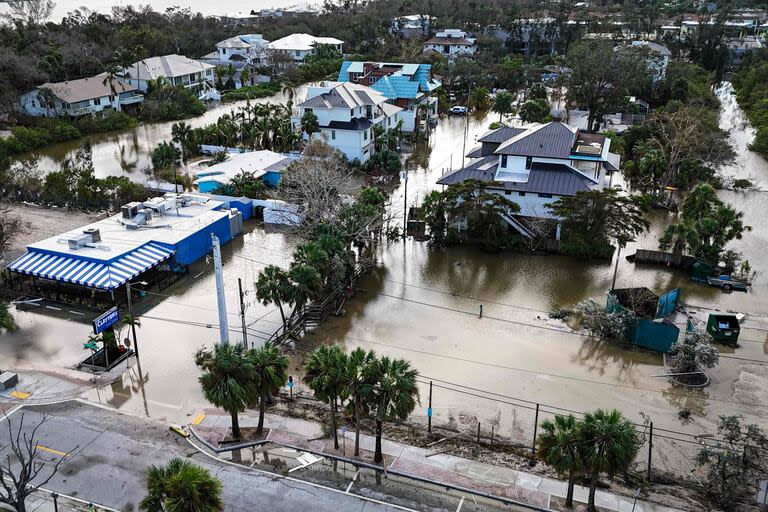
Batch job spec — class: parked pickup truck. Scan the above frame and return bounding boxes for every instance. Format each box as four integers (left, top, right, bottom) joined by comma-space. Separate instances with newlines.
706, 275, 749, 292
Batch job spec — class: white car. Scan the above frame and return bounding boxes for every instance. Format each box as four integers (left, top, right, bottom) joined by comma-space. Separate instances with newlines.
449, 106, 468, 114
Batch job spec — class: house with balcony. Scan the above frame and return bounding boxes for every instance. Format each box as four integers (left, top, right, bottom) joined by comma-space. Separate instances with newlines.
293, 81, 403, 163
437, 122, 619, 239
119, 54, 215, 93
268, 33, 344, 62
212, 34, 270, 64
337, 61, 441, 132
629, 41, 671, 81
423, 29, 477, 59
19, 76, 143, 118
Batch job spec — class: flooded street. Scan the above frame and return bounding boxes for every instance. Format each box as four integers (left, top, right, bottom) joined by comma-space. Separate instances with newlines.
1, 83, 767, 472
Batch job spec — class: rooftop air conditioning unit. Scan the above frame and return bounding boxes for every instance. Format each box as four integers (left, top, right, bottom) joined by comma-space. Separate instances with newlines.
576, 145, 601, 155
121, 202, 143, 219
83, 228, 101, 243
67, 233, 92, 250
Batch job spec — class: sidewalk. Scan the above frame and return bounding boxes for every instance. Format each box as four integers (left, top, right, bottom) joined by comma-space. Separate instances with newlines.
193, 411, 681, 512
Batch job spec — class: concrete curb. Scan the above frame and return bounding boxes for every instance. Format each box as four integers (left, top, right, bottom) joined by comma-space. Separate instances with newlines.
188, 424, 555, 512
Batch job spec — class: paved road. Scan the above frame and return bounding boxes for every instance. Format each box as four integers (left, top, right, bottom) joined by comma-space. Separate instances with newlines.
0, 401, 405, 512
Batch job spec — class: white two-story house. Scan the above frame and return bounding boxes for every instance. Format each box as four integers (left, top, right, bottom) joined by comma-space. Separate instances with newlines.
294, 81, 403, 163
214, 34, 270, 64
119, 54, 215, 93
268, 33, 344, 62
19, 76, 143, 117
423, 29, 477, 59
437, 122, 619, 239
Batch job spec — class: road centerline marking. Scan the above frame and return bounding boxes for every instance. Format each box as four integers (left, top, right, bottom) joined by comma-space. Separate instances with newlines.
36, 445, 69, 457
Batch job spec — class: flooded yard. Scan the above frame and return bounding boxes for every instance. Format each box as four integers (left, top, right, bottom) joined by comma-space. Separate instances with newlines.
1, 83, 767, 477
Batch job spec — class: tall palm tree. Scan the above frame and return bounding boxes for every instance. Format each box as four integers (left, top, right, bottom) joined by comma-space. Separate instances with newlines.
492, 91, 514, 122
304, 345, 348, 450
343, 347, 377, 456
286, 263, 322, 319
171, 122, 193, 161
659, 222, 694, 266
102, 62, 121, 97
0, 302, 16, 332
250, 343, 289, 435
538, 414, 582, 508
580, 409, 640, 512
255, 265, 291, 328
362, 356, 420, 464
282, 84, 296, 111
140, 458, 223, 512
194, 343, 258, 440
468, 86, 490, 111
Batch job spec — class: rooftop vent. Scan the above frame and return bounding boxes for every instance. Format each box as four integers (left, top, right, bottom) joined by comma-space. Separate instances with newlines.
83, 228, 101, 243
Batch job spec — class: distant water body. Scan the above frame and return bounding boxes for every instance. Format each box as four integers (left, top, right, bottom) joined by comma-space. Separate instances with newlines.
1, 0, 315, 21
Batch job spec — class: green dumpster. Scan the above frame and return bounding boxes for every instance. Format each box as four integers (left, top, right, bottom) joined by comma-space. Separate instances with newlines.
706, 314, 740, 345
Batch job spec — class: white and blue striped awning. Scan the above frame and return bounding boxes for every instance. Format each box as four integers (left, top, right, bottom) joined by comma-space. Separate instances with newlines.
8, 242, 174, 290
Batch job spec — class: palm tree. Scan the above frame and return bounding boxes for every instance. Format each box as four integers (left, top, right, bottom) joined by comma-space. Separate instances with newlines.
214, 65, 226, 89
140, 458, 223, 512
492, 91, 514, 122
251, 343, 289, 435
362, 356, 420, 464
282, 84, 296, 111
659, 223, 694, 266
580, 409, 640, 512
468, 86, 490, 111
171, 122, 193, 161
102, 62, 121, 97
194, 343, 258, 440
304, 345, 348, 450
342, 347, 377, 456
538, 414, 582, 508
286, 263, 322, 319
0, 302, 16, 332
255, 265, 291, 328
122, 313, 141, 348
239, 66, 251, 87
300, 111, 320, 142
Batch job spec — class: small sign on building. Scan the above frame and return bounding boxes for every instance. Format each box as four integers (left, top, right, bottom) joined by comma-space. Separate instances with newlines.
93, 307, 119, 334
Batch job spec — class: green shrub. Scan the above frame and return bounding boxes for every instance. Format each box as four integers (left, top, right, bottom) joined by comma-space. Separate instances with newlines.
141, 86, 206, 121
151, 141, 180, 169
74, 111, 138, 133
365, 149, 401, 174
221, 82, 281, 102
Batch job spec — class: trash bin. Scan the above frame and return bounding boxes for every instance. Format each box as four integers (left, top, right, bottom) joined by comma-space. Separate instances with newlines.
706, 314, 741, 345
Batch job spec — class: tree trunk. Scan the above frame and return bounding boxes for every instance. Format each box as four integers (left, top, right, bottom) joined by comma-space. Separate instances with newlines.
257, 392, 266, 435
588, 477, 598, 512
354, 399, 361, 457
330, 396, 339, 450
230, 410, 241, 439
374, 418, 383, 464
566, 471, 575, 508
277, 300, 287, 329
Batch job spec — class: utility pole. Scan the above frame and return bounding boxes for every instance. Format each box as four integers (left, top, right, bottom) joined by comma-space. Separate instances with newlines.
427, 380, 433, 433
238, 277, 248, 346
401, 165, 409, 239
211, 233, 229, 345
611, 244, 623, 291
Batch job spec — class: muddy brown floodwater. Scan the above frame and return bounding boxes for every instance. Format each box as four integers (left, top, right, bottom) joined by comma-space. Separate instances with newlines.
1, 84, 767, 479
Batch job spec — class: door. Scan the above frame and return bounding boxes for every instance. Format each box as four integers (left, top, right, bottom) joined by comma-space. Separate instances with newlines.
656, 288, 680, 318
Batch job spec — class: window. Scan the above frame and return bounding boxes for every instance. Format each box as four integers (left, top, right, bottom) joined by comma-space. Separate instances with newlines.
364, 130, 368, 141
525, 156, 533, 169
295, 50, 300, 57
331, 130, 336, 140
501, 155, 508, 167
538, 193, 552, 198
305, 108, 313, 114
350, 108, 354, 117
504, 190, 511, 195
519, 192, 526, 197
93, 98, 102, 106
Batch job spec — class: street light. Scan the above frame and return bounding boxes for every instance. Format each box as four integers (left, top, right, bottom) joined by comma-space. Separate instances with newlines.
126, 280, 148, 357
50, 492, 59, 512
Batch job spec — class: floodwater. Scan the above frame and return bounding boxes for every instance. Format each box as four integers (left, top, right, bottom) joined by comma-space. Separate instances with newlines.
11, 85, 312, 180
1, 84, 767, 472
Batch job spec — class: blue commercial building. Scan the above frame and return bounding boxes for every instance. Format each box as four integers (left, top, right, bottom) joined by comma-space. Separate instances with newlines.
5, 194, 243, 304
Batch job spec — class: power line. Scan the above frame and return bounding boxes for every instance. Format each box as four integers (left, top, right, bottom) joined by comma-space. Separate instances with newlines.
339, 333, 768, 411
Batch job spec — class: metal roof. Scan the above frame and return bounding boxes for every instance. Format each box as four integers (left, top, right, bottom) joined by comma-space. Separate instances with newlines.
8, 242, 174, 290
298, 82, 388, 109
337, 61, 441, 100
477, 126, 526, 144
326, 118, 373, 131
437, 161, 592, 196
495, 122, 577, 158
122, 54, 214, 81
269, 33, 343, 51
